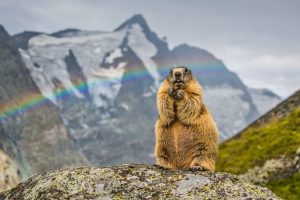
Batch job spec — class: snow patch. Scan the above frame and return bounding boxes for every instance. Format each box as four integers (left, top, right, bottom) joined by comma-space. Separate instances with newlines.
29, 32, 117, 46
142, 92, 154, 97
120, 103, 129, 110
91, 62, 127, 107
93, 47, 101, 54
127, 24, 160, 87
105, 48, 123, 64
92, 62, 126, 79
19, 49, 84, 105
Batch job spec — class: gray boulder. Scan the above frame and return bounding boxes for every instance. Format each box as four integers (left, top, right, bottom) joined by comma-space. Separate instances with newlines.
0, 164, 281, 200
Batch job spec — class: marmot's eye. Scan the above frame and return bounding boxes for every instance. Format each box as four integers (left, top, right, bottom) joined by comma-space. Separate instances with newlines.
185, 68, 191, 74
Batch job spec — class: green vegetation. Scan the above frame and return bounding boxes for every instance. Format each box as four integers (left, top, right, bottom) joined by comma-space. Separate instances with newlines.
266, 172, 300, 200
217, 108, 300, 199
217, 108, 300, 174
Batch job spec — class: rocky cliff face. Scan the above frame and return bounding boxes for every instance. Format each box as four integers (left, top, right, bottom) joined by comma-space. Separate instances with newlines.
0, 164, 281, 200
0, 25, 88, 184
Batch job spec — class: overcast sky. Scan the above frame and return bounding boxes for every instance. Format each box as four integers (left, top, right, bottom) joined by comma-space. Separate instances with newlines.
1, 0, 299, 97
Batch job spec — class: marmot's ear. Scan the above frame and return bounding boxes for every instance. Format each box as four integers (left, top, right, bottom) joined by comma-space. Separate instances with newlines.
185, 67, 192, 75
169, 69, 173, 76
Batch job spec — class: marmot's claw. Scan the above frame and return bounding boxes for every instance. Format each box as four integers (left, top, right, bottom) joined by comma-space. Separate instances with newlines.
153, 164, 168, 170
190, 166, 205, 171
168, 87, 175, 97
175, 89, 184, 100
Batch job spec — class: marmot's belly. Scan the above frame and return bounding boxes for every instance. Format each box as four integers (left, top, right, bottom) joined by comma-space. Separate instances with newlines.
168, 121, 199, 168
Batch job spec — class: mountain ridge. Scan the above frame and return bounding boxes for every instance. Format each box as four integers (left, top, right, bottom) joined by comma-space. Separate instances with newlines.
115, 14, 169, 55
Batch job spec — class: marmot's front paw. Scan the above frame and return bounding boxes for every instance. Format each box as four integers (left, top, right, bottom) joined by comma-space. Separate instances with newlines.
190, 166, 205, 171
175, 89, 184, 100
168, 87, 175, 97
153, 164, 169, 170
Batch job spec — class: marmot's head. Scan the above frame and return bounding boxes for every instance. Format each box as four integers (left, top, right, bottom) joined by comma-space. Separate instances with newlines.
168, 66, 193, 89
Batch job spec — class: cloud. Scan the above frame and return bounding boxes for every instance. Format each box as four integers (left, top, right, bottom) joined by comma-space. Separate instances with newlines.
249, 55, 300, 68
214, 46, 300, 97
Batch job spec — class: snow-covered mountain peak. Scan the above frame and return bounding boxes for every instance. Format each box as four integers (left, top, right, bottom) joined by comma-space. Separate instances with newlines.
115, 14, 149, 32
116, 14, 169, 56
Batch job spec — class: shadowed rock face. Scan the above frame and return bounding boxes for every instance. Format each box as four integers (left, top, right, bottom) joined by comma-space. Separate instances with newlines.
0, 164, 280, 200
0, 24, 88, 185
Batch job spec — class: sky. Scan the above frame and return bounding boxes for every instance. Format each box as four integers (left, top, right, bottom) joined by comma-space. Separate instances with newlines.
0, 0, 299, 97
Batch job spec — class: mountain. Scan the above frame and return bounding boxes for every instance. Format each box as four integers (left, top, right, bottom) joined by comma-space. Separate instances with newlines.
5, 14, 281, 167
0, 25, 88, 186
217, 90, 300, 199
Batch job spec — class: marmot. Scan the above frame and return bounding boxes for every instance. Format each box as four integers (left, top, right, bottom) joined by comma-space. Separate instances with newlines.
154, 66, 218, 171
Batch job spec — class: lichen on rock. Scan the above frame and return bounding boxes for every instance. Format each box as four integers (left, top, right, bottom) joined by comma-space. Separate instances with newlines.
239, 147, 300, 185
0, 164, 281, 199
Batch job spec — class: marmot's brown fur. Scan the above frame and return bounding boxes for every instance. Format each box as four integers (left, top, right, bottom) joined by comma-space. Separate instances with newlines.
155, 66, 218, 171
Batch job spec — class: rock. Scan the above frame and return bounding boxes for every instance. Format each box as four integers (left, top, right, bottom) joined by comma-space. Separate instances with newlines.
294, 147, 300, 171
239, 157, 295, 185
240, 148, 300, 185
0, 150, 20, 192
0, 164, 281, 200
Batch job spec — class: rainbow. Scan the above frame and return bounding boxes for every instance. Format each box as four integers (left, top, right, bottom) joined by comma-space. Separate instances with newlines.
0, 60, 223, 122
0, 66, 160, 122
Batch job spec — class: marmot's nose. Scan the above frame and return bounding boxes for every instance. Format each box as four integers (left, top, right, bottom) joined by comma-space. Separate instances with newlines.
175, 72, 181, 77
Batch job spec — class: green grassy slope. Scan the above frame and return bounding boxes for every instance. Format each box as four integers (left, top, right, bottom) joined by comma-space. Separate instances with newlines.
217, 90, 300, 199
217, 108, 300, 174
266, 172, 300, 200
